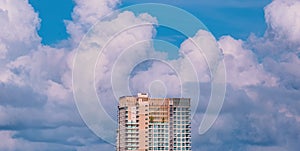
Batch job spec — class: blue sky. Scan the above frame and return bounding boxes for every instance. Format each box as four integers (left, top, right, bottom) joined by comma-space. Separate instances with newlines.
1, 0, 300, 150
29, 0, 74, 44
29, 0, 271, 45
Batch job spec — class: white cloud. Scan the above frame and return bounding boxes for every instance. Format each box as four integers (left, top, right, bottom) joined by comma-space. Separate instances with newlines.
0, 0, 40, 59
7, 45, 69, 93
66, 0, 120, 44
178, 30, 216, 82
247, 0, 300, 89
0, 0, 300, 150
0, 0, 97, 149
265, 0, 300, 45
219, 36, 277, 88
74, 10, 158, 99
72, 0, 119, 25
0, 0, 40, 42
71, 10, 162, 144
0, 0, 42, 85
130, 61, 181, 97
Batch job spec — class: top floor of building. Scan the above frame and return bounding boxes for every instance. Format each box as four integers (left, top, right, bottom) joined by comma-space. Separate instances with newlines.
119, 93, 190, 108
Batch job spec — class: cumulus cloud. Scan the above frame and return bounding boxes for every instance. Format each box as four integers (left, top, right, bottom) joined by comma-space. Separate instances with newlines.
66, 0, 120, 44
128, 30, 223, 97
248, 0, 300, 58
70, 8, 161, 143
219, 36, 277, 88
188, 0, 300, 150
0, 0, 116, 149
130, 61, 181, 97
263, 53, 300, 89
264, 0, 300, 45
191, 83, 300, 150
178, 30, 216, 83
0, 0, 300, 150
0, 0, 40, 59
247, 0, 300, 90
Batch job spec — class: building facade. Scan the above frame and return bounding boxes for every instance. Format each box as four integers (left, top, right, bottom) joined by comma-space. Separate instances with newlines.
117, 93, 191, 151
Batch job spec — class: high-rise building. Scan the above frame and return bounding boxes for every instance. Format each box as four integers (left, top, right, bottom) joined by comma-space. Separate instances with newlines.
117, 93, 191, 151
